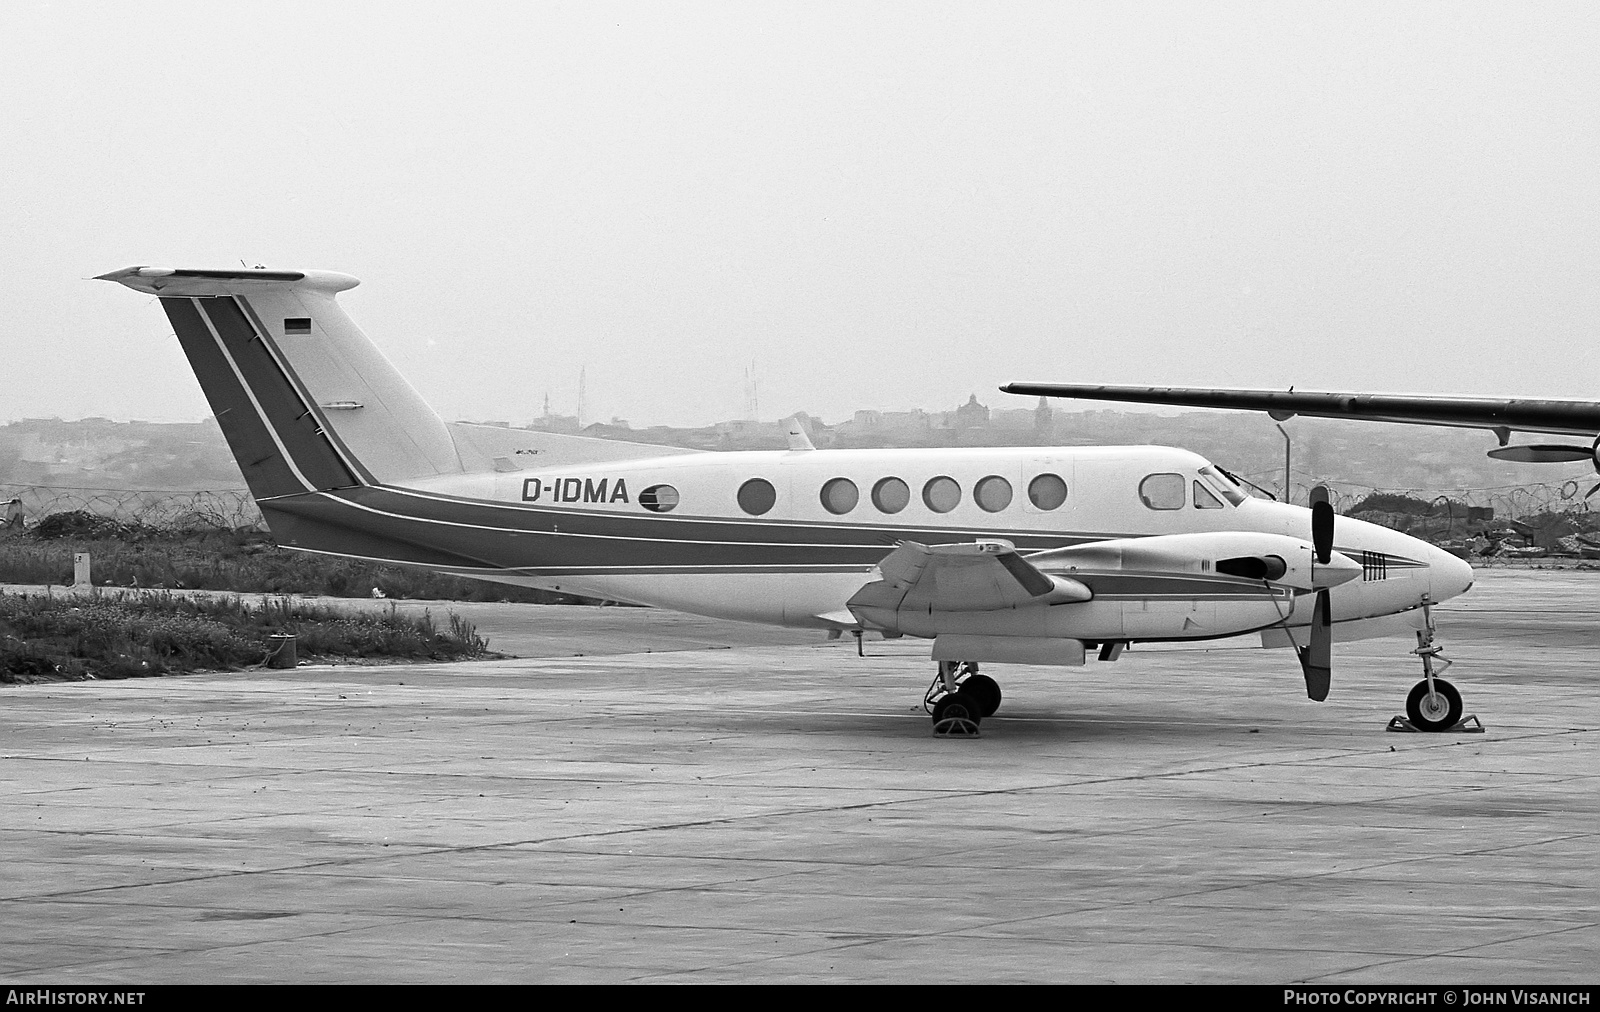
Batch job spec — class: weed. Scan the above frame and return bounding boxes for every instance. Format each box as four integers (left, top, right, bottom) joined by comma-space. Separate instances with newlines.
0, 589, 492, 684
0, 524, 607, 604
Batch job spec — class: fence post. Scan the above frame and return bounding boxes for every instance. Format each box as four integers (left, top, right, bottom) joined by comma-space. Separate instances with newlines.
73, 552, 93, 593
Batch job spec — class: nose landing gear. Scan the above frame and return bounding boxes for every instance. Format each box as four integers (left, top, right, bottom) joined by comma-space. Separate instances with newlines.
1388, 597, 1483, 733
926, 660, 1002, 737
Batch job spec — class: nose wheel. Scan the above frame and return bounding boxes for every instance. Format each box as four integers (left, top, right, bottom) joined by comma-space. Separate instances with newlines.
1389, 597, 1483, 733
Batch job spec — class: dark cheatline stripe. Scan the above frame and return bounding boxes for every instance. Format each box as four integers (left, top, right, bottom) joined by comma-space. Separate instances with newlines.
267, 489, 893, 570
257, 487, 1300, 588
197, 298, 361, 493
161, 298, 307, 500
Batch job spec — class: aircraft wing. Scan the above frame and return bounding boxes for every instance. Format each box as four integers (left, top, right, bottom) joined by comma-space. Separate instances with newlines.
999, 383, 1600, 440
846, 540, 1091, 620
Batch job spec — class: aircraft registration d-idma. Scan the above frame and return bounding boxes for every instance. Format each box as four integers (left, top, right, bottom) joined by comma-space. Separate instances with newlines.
99, 266, 1475, 735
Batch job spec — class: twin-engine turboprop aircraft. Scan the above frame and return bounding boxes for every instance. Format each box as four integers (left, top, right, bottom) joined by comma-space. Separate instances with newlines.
98, 266, 1476, 734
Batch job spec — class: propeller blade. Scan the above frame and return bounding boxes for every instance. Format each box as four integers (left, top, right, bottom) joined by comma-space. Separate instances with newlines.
1298, 589, 1332, 701
1309, 484, 1333, 565
1487, 445, 1596, 463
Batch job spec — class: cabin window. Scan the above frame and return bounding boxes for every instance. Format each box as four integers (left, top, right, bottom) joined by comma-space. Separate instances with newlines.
974, 475, 1013, 513
640, 484, 680, 513
1193, 480, 1224, 509
820, 477, 859, 515
923, 476, 961, 514
1028, 473, 1068, 510
872, 477, 910, 514
1138, 473, 1185, 510
737, 478, 777, 516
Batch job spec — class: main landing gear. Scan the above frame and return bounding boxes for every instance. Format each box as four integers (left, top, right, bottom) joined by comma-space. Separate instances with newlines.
1389, 597, 1482, 733
926, 660, 1002, 737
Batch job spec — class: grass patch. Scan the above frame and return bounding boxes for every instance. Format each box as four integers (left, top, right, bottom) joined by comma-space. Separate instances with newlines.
0, 519, 602, 603
0, 589, 491, 683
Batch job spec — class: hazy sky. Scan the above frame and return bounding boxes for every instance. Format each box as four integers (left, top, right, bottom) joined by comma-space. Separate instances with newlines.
2, 1, 1597, 427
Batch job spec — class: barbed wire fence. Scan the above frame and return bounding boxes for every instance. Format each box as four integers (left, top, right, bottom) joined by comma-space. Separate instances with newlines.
1235, 469, 1599, 521
0, 483, 263, 532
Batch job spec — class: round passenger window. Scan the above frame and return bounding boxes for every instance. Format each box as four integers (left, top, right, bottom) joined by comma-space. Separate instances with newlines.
640, 484, 680, 513
974, 475, 1013, 513
1138, 473, 1186, 510
872, 477, 910, 514
922, 476, 961, 514
820, 477, 858, 515
737, 478, 776, 516
1028, 473, 1068, 510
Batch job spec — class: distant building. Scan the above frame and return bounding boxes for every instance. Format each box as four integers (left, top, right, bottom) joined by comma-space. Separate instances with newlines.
953, 394, 990, 429
989, 408, 1036, 431
528, 412, 580, 433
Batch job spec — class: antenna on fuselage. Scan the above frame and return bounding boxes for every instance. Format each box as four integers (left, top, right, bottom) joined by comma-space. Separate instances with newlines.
784, 415, 816, 451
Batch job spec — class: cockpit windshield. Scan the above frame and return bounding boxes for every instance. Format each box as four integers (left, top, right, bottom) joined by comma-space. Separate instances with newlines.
1198, 465, 1252, 506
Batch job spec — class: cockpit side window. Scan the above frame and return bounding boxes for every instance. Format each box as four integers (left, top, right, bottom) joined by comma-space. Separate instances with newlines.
1139, 473, 1186, 510
1193, 480, 1225, 509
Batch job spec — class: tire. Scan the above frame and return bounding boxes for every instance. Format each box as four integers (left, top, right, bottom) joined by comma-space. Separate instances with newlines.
962, 674, 1002, 717
1406, 678, 1463, 732
931, 691, 983, 727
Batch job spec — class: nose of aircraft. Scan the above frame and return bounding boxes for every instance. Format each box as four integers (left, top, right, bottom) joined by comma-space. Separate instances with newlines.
1426, 544, 1475, 602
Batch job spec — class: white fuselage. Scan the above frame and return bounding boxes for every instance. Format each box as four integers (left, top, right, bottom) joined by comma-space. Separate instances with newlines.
398, 443, 1472, 638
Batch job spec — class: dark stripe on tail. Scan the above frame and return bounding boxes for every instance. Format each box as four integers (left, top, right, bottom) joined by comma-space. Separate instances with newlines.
160, 297, 360, 499
232, 295, 378, 486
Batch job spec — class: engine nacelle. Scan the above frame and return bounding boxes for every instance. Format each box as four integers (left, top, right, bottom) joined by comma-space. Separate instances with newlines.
1025, 530, 1358, 592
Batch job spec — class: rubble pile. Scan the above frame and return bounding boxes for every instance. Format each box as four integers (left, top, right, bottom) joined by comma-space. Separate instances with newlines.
1346, 494, 1600, 561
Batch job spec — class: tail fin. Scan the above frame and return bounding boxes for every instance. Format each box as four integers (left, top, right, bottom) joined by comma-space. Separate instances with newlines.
97, 267, 463, 500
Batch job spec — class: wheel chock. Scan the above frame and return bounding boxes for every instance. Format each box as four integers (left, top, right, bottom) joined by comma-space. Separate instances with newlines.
1385, 714, 1485, 733
932, 716, 980, 738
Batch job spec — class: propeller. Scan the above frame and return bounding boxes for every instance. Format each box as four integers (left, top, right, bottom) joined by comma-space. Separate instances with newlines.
1488, 438, 1600, 498
1298, 485, 1335, 701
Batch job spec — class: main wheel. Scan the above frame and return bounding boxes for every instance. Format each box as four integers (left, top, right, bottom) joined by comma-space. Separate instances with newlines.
961, 674, 1002, 717
1406, 678, 1463, 732
931, 690, 983, 727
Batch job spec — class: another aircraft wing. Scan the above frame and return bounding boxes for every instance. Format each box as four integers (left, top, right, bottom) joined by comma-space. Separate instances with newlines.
999, 383, 1600, 440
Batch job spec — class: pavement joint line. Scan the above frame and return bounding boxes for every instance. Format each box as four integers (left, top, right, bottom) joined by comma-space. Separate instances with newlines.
11, 789, 1590, 912
3, 914, 445, 979
631, 872, 1600, 982
13, 732, 1588, 844
636, 928, 1520, 983
1302, 919, 1600, 982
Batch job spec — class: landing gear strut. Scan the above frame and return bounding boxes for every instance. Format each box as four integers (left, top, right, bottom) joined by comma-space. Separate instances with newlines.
1390, 597, 1480, 733
925, 660, 1002, 737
